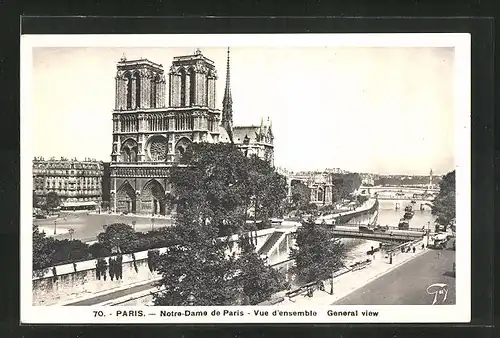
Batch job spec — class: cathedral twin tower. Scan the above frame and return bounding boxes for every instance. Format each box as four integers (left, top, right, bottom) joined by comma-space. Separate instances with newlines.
109, 48, 273, 216
114, 49, 218, 111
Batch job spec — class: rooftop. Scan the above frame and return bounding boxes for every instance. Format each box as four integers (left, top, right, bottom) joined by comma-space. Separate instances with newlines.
117, 57, 164, 70
172, 49, 215, 66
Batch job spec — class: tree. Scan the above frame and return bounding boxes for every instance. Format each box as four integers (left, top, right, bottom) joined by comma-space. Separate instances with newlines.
236, 235, 287, 305
290, 220, 346, 284
47, 239, 91, 265
45, 191, 61, 214
331, 173, 362, 202
97, 223, 138, 253
170, 142, 286, 236
33, 191, 40, 209
153, 221, 240, 306
247, 155, 287, 227
170, 143, 250, 236
89, 242, 112, 258
32, 224, 54, 275
356, 195, 369, 205
291, 181, 311, 211
432, 170, 455, 229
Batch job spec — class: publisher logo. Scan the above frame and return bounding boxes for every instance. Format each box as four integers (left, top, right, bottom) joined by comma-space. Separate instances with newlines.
426, 283, 449, 305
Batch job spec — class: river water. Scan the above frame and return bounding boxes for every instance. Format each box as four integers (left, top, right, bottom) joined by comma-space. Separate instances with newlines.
341, 199, 436, 264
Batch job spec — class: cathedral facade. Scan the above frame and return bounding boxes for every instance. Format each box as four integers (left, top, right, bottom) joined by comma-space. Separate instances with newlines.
110, 49, 274, 215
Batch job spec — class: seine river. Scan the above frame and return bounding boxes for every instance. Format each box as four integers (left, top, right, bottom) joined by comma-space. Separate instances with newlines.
340, 199, 437, 263
350, 199, 436, 230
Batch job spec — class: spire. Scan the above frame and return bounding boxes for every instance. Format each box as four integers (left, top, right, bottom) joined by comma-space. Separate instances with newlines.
222, 47, 234, 143
223, 47, 233, 106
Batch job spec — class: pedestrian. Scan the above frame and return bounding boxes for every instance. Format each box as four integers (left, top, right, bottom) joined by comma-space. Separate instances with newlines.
412, 247, 416, 253
421, 243, 425, 250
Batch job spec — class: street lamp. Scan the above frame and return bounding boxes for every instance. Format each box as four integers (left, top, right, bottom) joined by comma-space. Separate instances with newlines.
426, 221, 430, 247
330, 271, 335, 295
187, 294, 195, 306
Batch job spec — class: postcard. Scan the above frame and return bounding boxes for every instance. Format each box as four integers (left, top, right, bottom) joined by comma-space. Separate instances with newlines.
21, 33, 470, 324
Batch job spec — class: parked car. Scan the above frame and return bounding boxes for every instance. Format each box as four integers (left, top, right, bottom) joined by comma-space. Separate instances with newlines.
359, 225, 374, 233
374, 224, 389, 232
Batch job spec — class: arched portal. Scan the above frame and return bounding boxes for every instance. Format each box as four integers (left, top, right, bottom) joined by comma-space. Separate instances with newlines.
140, 180, 168, 215
120, 138, 138, 163
116, 181, 136, 214
317, 187, 324, 202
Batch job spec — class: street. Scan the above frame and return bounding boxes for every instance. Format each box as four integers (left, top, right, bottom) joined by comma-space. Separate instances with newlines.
34, 213, 173, 242
334, 247, 456, 305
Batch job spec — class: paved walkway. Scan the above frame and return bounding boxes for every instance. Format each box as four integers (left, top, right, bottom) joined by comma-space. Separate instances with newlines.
277, 239, 428, 306
334, 248, 455, 305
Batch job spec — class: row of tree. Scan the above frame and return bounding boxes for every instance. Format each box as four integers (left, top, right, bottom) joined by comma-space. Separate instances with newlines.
33, 191, 61, 213
32, 222, 182, 274
431, 170, 455, 230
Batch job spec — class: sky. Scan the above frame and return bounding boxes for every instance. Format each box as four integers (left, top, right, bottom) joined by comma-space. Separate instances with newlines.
30, 45, 456, 175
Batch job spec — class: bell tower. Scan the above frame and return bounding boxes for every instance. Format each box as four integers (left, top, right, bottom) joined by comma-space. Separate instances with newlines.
168, 48, 218, 108
115, 56, 166, 111
111, 56, 167, 164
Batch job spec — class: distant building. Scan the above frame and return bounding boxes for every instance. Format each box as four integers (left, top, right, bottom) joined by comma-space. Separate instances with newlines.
308, 173, 333, 205
359, 173, 375, 186
287, 170, 335, 206
32, 157, 104, 211
324, 168, 349, 174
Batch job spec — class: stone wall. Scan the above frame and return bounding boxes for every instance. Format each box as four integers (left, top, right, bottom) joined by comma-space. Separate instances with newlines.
32, 228, 275, 306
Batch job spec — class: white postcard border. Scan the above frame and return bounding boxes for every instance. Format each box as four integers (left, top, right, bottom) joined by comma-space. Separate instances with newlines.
20, 33, 471, 324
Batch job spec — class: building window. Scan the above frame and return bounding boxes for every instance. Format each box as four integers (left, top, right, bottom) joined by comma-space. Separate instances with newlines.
180, 68, 186, 106
189, 70, 196, 106
135, 72, 141, 108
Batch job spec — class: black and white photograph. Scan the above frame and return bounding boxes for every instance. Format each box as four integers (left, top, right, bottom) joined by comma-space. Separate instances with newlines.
21, 34, 471, 324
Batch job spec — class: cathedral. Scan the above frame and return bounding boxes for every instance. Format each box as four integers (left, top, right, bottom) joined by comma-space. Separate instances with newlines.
110, 48, 274, 215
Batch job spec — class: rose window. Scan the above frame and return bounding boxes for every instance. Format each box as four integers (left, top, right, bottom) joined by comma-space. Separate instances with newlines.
149, 137, 167, 161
